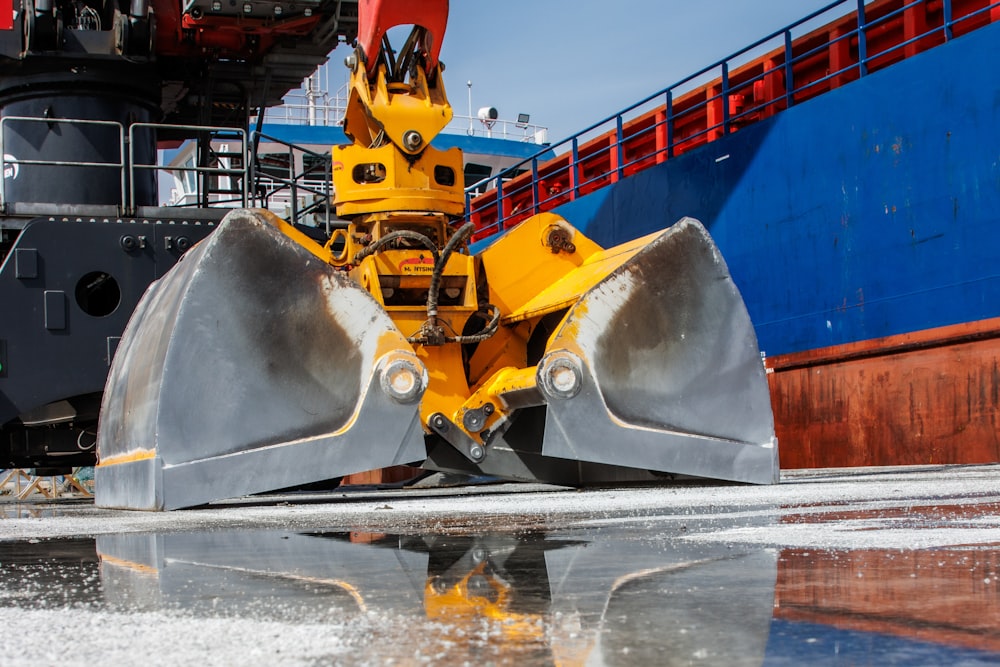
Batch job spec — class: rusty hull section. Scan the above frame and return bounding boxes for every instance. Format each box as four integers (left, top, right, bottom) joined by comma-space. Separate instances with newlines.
768, 317, 1000, 469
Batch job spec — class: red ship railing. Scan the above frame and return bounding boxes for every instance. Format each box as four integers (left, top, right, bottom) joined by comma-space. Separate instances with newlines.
466, 0, 1000, 240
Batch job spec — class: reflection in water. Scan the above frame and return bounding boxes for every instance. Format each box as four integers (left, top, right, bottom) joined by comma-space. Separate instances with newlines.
97, 530, 778, 665
1, 526, 999, 665
600, 552, 775, 666
774, 548, 1000, 657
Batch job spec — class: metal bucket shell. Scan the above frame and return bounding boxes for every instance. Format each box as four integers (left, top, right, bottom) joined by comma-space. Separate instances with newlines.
96, 210, 427, 510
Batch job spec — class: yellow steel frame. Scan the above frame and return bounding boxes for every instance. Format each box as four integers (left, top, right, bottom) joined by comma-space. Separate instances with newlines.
296, 22, 661, 454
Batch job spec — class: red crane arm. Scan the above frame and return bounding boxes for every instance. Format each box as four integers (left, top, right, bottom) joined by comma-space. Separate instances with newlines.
356, 0, 448, 77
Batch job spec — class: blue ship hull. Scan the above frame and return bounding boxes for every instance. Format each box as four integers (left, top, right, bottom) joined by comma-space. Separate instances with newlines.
552, 20, 1000, 360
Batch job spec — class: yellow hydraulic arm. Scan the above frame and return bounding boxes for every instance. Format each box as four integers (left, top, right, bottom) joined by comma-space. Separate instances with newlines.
332, 0, 463, 219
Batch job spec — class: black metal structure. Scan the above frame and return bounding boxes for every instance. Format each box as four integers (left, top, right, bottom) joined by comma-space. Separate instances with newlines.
0, 0, 359, 469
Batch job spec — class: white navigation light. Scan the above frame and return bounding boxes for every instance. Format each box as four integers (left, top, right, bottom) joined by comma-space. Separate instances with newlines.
478, 106, 498, 130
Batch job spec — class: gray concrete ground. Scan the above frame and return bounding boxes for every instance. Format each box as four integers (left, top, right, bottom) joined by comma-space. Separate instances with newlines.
1, 465, 999, 665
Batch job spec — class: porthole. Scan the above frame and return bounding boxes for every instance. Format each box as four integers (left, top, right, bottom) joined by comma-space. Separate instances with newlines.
75, 271, 121, 317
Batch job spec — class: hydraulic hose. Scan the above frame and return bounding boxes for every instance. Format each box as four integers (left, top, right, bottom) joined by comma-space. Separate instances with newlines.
406, 222, 500, 346
353, 230, 439, 264
451, 303, 501, 344
426, 221, 475, 322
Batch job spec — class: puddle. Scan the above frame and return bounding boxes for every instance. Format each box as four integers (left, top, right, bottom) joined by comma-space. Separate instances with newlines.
0, 499, 93, 520
1, 524, 998, 665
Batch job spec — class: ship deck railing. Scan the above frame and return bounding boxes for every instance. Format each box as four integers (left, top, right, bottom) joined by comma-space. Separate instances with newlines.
0, 119, 251, 218
259, 84, 550, 145
0, 118, 333, 229
465, 0, 1000, 239
250, 130, 336, 231
132, 123, 250, 210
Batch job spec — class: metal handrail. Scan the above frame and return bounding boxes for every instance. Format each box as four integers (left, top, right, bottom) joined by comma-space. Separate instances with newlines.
0, 116, 127, 207
130, 123, 248, 212
467, 0, 846, 196
257, 101, 550, 144
467, 0, 999, 236
251, 130, 333, 231
0, 117, 253, 213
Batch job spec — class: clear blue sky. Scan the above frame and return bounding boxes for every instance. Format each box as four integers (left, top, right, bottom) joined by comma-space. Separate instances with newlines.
437, 0, 848, 142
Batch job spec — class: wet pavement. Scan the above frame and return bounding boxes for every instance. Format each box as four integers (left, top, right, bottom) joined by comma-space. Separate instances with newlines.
1, 465, 999, 666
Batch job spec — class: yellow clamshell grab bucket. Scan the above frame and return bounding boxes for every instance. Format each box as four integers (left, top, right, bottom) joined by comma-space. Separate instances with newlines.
95, 210, 428, 510
96, 0, 777, 511
96, 211, 778, 510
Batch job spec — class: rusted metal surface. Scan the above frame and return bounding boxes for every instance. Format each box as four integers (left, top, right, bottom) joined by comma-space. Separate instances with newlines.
341, 465, 422, 486
768, 317, 1000, 468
